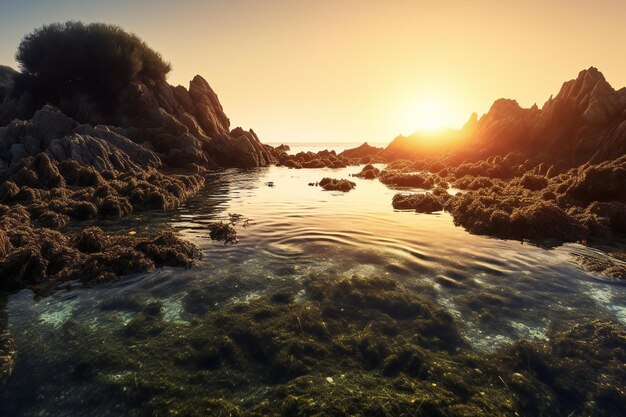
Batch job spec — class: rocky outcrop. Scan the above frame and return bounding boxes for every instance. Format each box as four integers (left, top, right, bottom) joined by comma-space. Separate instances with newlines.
1, 153, 205, 222
443, 155, 626, 245
339, 142, 384, 160
392, 193, 444, 213
0, 152, 208, 294
383, 127, 469, 161
0, 106, 162, 177
469, 67, 626, 166
354, 163, 381, 179
0, 218, 202, 293
268, 146, 351, 168
318, 177, 356, 192
0, 68, 272, 170
384, 67, 626, 168
266, 143, 385, 169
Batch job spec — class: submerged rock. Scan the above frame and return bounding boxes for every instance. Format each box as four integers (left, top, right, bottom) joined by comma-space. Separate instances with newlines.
572, 251, 626, 280
208, 222, 238, 244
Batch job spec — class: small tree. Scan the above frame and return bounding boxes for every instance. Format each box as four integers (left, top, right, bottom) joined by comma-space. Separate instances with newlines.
15, 21, 171, 109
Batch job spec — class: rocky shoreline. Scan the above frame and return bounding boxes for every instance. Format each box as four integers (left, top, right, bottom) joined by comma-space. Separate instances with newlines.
0, 23, 279, 386
0, 22, 625, 414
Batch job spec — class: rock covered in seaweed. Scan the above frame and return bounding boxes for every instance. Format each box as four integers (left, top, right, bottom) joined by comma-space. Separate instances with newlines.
392, 193, 444, 213
379, 170, 437, 189
267, 142, 385, 169
318, 177, 356, 192
0, 222, 201, 293
0, 153, 205, 223
377, 152, 626, 248
0, 151, 206, 293
354, 163, 381, 179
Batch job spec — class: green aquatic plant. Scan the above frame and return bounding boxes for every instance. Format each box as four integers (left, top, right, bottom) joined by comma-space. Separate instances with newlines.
2, 275, 624, 416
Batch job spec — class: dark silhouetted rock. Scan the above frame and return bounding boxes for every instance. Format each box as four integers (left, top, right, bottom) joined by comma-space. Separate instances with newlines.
340, 142, 384, 160
319, 177, 356, 192
392, 193, 443, 213
354, 164, 381, 179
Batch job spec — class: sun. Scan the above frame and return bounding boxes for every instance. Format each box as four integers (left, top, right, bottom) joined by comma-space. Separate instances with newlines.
405, 98, 450, 133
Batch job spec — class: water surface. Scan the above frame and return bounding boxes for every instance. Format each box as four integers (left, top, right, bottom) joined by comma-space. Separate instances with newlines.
2, 164, 625, 416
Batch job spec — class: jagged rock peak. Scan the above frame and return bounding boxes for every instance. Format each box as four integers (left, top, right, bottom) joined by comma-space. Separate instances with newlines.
553, 67, 613, 102
486, 99, 526, 119
547, 67, 622, 124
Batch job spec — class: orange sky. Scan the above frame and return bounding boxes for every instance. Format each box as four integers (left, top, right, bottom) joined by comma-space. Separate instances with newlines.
1, 0, 625, 142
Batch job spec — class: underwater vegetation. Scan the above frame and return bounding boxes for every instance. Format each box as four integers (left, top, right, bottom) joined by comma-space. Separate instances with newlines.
207, 213, 250, 245
1, 275, 624, 416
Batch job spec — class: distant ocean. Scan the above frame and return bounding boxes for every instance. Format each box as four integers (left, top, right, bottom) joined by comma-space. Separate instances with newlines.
266, 141, 388, 154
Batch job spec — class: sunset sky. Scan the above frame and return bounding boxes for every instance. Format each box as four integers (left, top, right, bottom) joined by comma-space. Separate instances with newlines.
1, 0, 625, 143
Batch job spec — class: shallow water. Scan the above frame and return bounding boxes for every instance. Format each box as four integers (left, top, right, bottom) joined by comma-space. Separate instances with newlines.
2, 164, 626, 415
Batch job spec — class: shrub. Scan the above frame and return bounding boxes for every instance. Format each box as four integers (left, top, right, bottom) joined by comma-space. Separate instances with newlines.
15, 21, 171, 108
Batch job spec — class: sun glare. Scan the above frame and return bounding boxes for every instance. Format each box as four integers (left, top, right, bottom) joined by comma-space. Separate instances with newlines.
406, 99, 450, 133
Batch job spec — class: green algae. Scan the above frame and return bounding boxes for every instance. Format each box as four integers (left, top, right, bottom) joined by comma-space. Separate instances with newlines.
1, 275, 625, 416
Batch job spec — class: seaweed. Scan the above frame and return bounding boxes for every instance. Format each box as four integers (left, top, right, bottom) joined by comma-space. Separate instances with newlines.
2, 275, 623, 416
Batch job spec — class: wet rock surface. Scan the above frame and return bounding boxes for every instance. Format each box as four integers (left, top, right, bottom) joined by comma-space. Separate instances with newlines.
1, 153, 205, 221
318, 177, 356, 192
0, 222, 201, 294
374, 154, 626, 255
0, 152, 206, 294
392, 193, 444, 213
